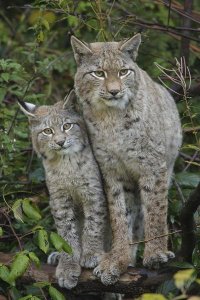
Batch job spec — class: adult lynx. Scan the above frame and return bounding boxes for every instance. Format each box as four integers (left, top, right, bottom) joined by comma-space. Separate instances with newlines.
71, 34, 182, 285
18, 91, 107, 289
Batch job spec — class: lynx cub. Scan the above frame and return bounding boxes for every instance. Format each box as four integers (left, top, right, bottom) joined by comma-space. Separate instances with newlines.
18, 91, 107, 289
71, 34, 182, 285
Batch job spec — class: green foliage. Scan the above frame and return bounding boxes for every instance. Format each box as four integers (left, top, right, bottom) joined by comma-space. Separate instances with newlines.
48, 286, 66, 300
50, 232, 72, 254
37, 229, 49, 253
9, 252, 30, 285
0, 0, 200, 298
141, 294, 167, 300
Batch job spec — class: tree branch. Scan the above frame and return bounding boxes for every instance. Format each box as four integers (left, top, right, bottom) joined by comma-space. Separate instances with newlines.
0, 252, 175, 296
180, 181, 200, 262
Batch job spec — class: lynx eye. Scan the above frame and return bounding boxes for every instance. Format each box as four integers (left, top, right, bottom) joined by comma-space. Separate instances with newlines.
119, 69, 130, 77
42, 128, 53, 135
92, 70, 105, 79
63, 123, 73, 132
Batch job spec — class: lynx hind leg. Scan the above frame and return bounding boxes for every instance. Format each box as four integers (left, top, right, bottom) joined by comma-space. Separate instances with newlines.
56, 252, 81, 289
143, 251, 175, 269
47, 251, 60, 266
140, 169, 175, 269
125, 187, 143, 266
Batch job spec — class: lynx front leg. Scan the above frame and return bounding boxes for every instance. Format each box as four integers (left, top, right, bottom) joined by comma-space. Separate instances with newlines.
94, 178, 130, 285
140, 167, 174, 269
49, 195, 81, 289
81, 189, 107, 268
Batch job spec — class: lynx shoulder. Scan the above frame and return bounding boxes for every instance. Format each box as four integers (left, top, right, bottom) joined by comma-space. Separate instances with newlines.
71, 34, 182, 285
18, 90, 107, 289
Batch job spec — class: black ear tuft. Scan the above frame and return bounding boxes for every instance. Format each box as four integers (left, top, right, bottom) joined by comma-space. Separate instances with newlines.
16, 97, 36, 118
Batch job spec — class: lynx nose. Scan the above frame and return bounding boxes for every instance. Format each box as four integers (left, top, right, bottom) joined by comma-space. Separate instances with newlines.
109, 89, 120, 96
56, 140, 65, 147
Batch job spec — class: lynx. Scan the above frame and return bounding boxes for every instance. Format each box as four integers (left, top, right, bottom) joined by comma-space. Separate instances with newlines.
71, 34, 182, 285
18, 91, 107, 289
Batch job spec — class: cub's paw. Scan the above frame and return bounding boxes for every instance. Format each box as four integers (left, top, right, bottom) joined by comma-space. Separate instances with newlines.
80, 250, 104, 268
143, 251, 175, 269
47, 251, 60, 265
56, 260, 81, 289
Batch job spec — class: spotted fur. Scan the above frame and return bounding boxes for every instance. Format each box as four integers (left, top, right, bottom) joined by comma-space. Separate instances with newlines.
18, 91, 107, 289
71, 34, 182, 285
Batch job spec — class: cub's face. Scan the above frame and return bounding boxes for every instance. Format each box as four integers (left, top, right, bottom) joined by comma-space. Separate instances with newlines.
18, 98, 87, 160
32, 109, 85, 159
71, 34, 141, 110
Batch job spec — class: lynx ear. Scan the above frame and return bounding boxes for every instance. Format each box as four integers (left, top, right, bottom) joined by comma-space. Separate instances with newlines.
17, 98, 36, 118
71, 36, 93, 65
119, 33, 141, 61
63, 89, 81, 113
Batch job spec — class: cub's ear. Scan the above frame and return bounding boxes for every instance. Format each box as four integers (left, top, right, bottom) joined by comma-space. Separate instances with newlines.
63, 89, 81, 113
71, 36, 92, 65
119, 33, 141, 61
17, 98, 36, 118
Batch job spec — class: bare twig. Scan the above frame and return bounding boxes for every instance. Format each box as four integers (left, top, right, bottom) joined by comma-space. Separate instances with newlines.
173, 179, 186, 204
1, 211, 23, 251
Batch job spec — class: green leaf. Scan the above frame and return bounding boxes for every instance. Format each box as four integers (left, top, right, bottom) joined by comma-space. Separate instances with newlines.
28, 252, 40, 267
42, 19, 50, 30
0, 87, 6, 101
19, 296, 42, 300
9, 253, 30, 284
0, 227, 3, 237
168, 261, 194, 269
156, 279, 177, 296
1, 72, 10, 82
0, 264, 11, 284
50, 232, 72, 254
68, 15, 79, 27
175, 172, 200, 188
196, 279, 200, 284
140, 293, 167, 300
184, 144, 200, 151
174, 269, 196, 290
48, 286, 65, 300
32, 225, 44, 232
37, 31, 44, 42
37, 229, 49, 253
22, 199, 42, 221
33, 281, 50, 288
12, 199, 24, 222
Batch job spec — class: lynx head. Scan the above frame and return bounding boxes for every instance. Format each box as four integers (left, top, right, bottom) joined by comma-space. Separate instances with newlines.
71, 34, 141, 110
18, 90, 87, 160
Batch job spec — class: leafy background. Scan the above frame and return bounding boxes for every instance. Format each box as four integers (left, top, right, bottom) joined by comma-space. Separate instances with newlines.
0, 0, 200, 299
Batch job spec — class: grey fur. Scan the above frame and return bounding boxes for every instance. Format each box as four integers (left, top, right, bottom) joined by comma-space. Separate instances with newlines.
71, 34, 182, 285
18, 91, 107, 289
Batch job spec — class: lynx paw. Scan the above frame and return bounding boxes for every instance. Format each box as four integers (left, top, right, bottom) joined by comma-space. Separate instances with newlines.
56, 260, 81, 289
80, 251, 103, 268
93, 260, 121, 285
93, 253, 128, 285
143, 251, 175, 269
47, 251, 60, 265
